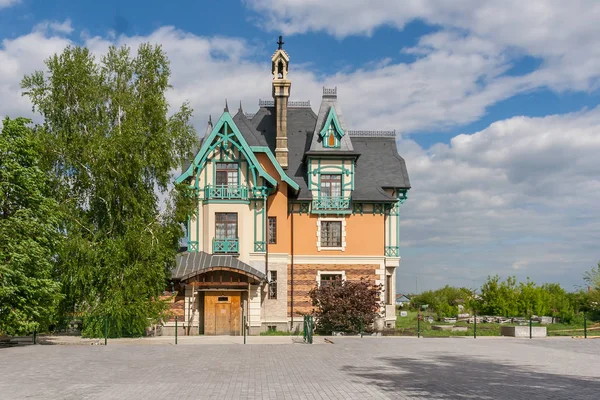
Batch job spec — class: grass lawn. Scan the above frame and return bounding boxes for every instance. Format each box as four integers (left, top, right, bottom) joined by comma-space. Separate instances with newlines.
393, 310, 596, 337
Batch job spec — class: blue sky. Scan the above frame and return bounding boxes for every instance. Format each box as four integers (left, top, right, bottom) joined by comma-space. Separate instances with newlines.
1, 0, 600, 294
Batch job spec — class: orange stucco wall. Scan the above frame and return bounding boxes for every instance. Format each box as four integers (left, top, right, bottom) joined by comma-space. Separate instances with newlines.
256, 153, 386, 256
292, 213, 384, 256
256, 153, 291, 254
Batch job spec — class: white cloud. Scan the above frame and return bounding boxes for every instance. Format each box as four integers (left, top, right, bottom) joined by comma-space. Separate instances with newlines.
247, 0, 600, 93
0, 0, 19, 9
397, 108, 600, 291
33, 19, 74, 35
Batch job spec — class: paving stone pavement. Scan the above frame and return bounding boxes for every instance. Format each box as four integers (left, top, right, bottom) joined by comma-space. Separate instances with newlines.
1, 337, 599, 399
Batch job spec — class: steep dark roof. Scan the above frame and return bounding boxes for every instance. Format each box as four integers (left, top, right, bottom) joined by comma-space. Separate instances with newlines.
184, 100, 410, 201
251, 106, 316, 197
247, 104, 410, 201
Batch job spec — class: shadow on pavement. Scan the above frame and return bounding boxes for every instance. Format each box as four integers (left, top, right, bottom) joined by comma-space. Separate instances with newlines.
343, 354, 600, 399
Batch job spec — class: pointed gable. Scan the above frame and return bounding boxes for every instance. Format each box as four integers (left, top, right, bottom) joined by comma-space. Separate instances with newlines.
309, 87, 354, 153
175, 111, 277, 186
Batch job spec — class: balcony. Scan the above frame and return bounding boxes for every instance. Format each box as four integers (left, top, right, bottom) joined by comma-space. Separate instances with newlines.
205, 184, 249, 201
385, 246, 399, 257
213, 238, 239, 254
312, 196, 351, 212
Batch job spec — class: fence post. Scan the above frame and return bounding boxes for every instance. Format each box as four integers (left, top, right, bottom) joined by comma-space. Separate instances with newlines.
584, 313, 587, 339
474, 312, 477, 339
175, 316, 178, 345
243, 316, 246, 344
104, 316, 108, 346
417, 313, 421, 338
33, 329, 37, 345
360, 319, 364, 339
529, 316, 532, 339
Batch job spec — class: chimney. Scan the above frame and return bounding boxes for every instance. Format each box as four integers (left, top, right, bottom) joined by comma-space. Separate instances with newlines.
271, 36, 291, 169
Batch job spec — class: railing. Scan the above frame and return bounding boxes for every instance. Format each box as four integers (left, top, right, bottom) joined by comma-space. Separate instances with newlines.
312, 196, 351, 211
348, 130, 396, 138
205, 184, 249, 200
213, 238, 239, 254
385, 246, 399, 257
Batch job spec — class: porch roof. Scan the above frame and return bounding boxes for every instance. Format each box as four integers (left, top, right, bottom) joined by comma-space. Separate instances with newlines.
172, 251, 267, 282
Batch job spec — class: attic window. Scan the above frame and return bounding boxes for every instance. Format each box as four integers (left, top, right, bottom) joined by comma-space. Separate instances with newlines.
323, 123, 340, 148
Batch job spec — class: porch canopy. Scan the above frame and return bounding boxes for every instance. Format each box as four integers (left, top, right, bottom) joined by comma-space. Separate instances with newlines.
172, 251, 267, 283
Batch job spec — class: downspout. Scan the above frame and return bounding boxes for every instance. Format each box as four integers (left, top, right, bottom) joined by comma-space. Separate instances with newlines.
290, 204, 294, 331
265, 192, 269, 275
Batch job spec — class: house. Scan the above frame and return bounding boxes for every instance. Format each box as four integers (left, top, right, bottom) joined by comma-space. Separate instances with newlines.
166, 38, 411, 335
395, 294, 411, 307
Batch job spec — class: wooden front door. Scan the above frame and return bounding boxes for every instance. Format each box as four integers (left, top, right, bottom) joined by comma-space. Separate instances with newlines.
215, 303, 231, 335
204, 291, 241, 335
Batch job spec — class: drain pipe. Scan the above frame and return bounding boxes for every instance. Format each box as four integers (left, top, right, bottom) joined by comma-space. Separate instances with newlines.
290, 205, 295, 331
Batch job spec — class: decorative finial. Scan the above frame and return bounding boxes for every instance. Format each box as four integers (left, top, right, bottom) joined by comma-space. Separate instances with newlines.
224, 99, 229, 112
277, 35, 284, 50
239, 100, 243, 113
208, 114, 212, 125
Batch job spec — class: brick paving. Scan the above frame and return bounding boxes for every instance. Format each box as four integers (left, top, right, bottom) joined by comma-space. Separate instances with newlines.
1, 337, 599, 399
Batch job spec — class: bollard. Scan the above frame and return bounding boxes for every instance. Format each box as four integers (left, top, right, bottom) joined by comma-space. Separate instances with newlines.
417, 313, 421, 338
584, 313, 587, 339
529, 316, 532, 339
243, 316, 247, 344
360, 320, 364, 339
104, 316, 108, 346
175, 316, 178, 345
474, 313, 477, 339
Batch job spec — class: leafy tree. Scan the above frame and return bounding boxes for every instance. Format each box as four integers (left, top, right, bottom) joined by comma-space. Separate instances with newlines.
479, 275, 519, 316
0, 118, 63, 336
583, 261, 600, 319
308, 279, 383, 334
21, 44, 196, 337
410, 285, 473, 318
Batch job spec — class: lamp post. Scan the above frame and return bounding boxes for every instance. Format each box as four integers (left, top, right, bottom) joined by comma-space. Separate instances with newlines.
170, 281, 175, 294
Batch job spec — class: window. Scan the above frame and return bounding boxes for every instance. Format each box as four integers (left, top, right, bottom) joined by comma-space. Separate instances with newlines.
320, 174, 341, 198
268, 271, 277, 299
268, 217, 277, 244
215, 213, 237, 239
320, 273, 343, 287
215, 163, 238, 186
217, 296, 229, 302
320, 221, 342, 248
323, 123, 340, 148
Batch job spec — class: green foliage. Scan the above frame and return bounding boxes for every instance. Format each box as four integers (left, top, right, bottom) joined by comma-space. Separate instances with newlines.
0, 118, 63, 335
21, 44, 197, 337
308, 279, 383, 334
410, 285, 473, 318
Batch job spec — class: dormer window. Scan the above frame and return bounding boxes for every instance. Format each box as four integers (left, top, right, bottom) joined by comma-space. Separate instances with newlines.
319, 107, 344, 149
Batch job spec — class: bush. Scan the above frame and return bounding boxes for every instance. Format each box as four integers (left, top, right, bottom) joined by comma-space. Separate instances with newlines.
308, 279, 383, 335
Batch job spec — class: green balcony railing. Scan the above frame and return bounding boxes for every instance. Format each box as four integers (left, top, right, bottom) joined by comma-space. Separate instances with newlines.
213, 237, 239, 254
312, 196, 351, 211
385, 246, 399, 257
205, 184, 249, 200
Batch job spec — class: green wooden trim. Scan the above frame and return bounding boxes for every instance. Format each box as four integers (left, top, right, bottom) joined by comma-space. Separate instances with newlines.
253, 200, 265, 253
213, 238, 239, 253
175, 112, 277, 186
202, 199, 250, 205
250, 146, 300, 191
319, 106, 345, 139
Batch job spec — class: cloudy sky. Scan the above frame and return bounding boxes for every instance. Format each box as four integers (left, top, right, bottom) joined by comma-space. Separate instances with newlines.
1, 0, 599, 293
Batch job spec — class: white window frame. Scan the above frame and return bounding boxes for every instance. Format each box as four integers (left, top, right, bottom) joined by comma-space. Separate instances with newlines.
316, 217, 347, 251
316, 270, 346, 287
